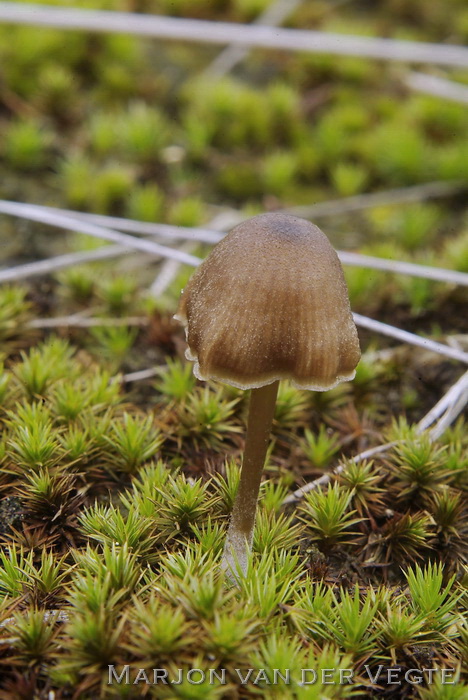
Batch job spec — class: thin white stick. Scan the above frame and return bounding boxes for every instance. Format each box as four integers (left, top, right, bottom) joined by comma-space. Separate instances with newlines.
0, 3, 467, 67
2, 225, 467, 288
283, 369, 468, 505
120, 367, 163, 383
282, 443, 397, 505
150, 240, 197, 297
1, 208, 467, 365
151, 0, 303, 297
0, 200, 201, 267
39, 180, 464, 237
149, 209, 247, 296
4, 182, 467, 286
27, 315, 148, 329
282, 180, 465, 218
429, 386, 468, 440
417, 369, 468, 432
446, 335, 468, 352
0, 245, 129, 283
203, 0, 303, 77
22, 203, 221, 244
58, 186, 468, 285
340, 252, 468, 287
405, 71, 468, 104
353, 313, 468, 364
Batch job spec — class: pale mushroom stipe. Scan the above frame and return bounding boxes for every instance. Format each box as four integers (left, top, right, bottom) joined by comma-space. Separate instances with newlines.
174, 212, 361, 578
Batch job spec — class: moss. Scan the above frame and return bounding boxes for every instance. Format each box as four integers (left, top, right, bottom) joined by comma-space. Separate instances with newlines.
1, 0, 467, 695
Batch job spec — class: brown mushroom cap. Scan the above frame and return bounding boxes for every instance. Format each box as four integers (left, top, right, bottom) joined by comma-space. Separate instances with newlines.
175, 212, 361, 390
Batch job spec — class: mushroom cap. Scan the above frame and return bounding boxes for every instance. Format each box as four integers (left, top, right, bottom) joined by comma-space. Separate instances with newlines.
175, 212, 360, 391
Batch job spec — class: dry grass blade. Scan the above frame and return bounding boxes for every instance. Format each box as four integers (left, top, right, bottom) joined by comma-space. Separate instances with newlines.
2, 200, 468, 287
27, 316, 149, 329
283, 443, 395, 505
0, 609, 70, 629
19, 203, 222, 244
0, 200, 201, 266
119, 367, 164, 383
340, 252, 468, 286
203, 0, 303, 77
405, 71, 468, 104
422, 370, 468, 440
37, 180, 465, 239
353, 313, 468, 364
150, 241, 199, 297
150, 0, 302, 295
429, 390, 468, 440
283, 181, 465, 218
0, 3, 468, 66
283, 369, 468, 505
0, 245, 129, 283
418, 370, 468, 432
1, 237, 467, 288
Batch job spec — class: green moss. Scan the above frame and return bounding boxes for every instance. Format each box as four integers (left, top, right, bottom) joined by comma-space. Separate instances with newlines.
1, 1, 467, 695
168, 196, 205, 227
91, 163, 136, 213
2, 118, 52, 171
126, 182, 165, 222
330, 161, 369, 197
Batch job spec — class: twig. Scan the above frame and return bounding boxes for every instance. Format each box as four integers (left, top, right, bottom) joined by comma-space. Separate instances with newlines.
405, 71, 468, 104
144, 191, 467, 294
149, 210, 244, 297
429, 385, 468, 440
150, 241, 198, 297
3, 185, 468, 287
120, 367, 163, 383
2, 204, 467, 388
353, 313, 468, 364
2, 231, 468, 288
18, 203, 222, 244
151, 0, 303, 297
282, 443, 397, 505
0, 3, 467, 66
0, 245, 129, 283
203, 0, 303, 77
27, 315, 149, 329
0, 200, 201, 266
417, 369, 468, 433
446, 334, 468, 352
282, 180, 465, 218
38, 180, 465, 236
339, 252, 468, 287
283, 369, 468, 505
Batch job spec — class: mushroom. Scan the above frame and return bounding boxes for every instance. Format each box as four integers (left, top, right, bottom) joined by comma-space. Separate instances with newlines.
174, 212, 360, 577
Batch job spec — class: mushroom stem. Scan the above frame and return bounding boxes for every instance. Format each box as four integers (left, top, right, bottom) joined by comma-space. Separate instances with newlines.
222, 379, 280, 578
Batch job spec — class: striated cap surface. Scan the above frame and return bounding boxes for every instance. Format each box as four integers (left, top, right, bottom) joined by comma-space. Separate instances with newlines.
175, 213, 360, 390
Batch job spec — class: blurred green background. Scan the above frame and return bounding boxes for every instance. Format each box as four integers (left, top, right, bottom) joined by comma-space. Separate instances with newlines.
0, 0, 467, 300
